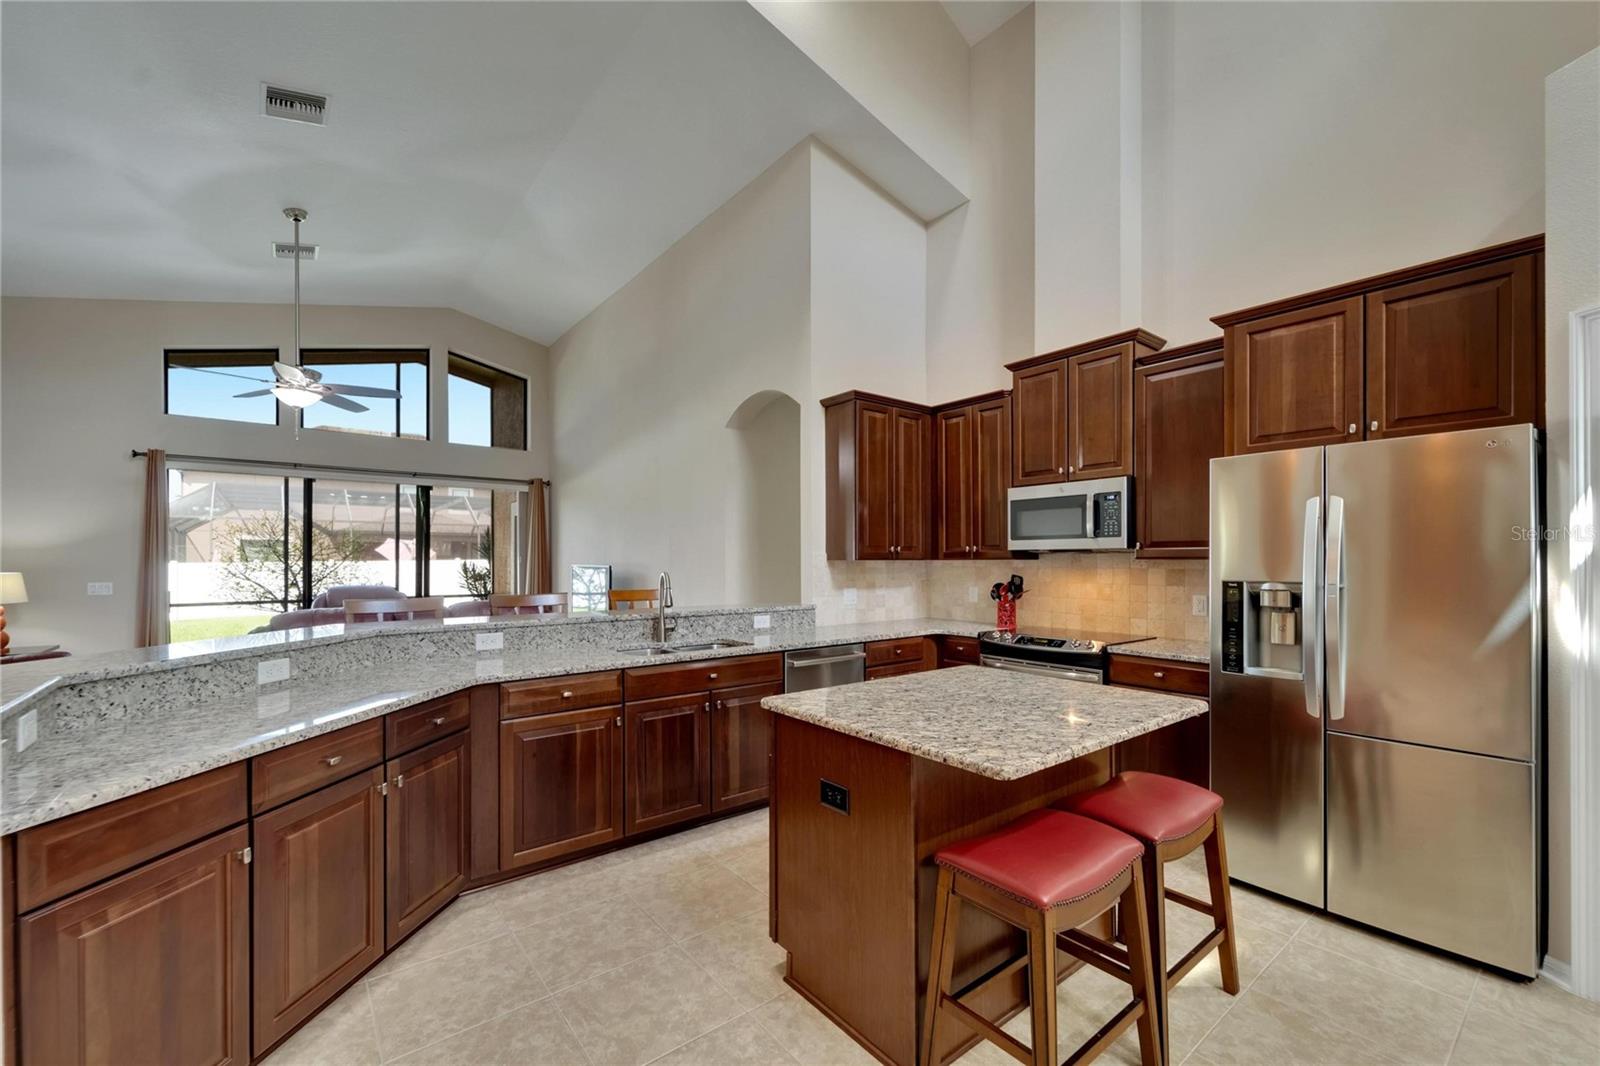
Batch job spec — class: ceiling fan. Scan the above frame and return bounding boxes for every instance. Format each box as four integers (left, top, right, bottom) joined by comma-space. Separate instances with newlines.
233, 208, 401, 413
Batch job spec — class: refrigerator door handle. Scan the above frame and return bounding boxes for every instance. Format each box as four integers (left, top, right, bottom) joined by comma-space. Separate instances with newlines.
1302, 496, 1323, 719
1325, 494, 1346, 720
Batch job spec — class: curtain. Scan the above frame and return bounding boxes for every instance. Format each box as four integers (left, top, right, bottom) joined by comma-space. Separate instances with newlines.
136, 449, 170, 646
523, 478, 552, 594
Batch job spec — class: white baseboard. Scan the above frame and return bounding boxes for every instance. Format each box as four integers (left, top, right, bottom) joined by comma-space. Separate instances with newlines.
1541, 956, 1573, 992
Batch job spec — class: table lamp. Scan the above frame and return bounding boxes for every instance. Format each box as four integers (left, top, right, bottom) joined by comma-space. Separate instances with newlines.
0, 572, 29, 655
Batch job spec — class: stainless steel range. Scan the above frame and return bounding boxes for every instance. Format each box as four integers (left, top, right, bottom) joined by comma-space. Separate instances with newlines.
978, 628, 1150, 684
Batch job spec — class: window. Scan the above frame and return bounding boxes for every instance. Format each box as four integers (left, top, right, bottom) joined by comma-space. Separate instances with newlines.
167, 469, 300, 640
300, 350, 428, 439
570, 564, 612, 613
428, 486, 494, 601
165, 350, 280, 425
307, 480, 420, 600
448, 353, 527, 449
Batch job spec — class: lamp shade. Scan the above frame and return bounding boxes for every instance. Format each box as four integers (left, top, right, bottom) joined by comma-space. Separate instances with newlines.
0, 572, 28, 604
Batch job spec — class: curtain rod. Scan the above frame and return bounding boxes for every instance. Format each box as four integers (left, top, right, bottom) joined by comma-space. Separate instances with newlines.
130, 449, 544, 490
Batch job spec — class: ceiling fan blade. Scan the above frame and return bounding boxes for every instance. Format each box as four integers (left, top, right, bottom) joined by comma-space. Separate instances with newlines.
323, 384, 403, 399
274, 361, 311, 386
233, 389, 275, 398
317, 393, 370, 413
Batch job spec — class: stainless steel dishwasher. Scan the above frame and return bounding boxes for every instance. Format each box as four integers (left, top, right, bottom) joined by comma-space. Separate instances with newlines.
783, 644, 866, 691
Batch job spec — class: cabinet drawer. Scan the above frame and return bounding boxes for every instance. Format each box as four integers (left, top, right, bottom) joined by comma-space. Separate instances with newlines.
1108, 655, 1209, 696
624, 654, 783, 700
500, 671, 622, 718
386, 693, 470, 755
250, 720, 384, 814
867, 637, 931, 668
17, 762, 248, 913
939, 636, 980, 667
866, 659, 930, 681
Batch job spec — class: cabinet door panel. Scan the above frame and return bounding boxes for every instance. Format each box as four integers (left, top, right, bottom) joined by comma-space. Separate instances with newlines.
1135, 351, 1224, 557
499, 706, 623, 870
625, 692, 711, 834
386, 731, 468, 948
972, 396, 1013, 558
1226, 297, 1363, 453
1366, 254, 1537, 438
855, 402, 896, 560
252, 768, 385, 1056
712, 682, 781, 811
1068, 345, 1133, 478
1012, 362, 1067, 485
934, 406, 974, 559
20, 827, 250, 1066
892, 407, 932, 559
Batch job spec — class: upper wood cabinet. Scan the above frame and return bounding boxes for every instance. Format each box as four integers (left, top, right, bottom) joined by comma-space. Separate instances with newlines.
1135, 340, 1226, 558
20, 827, 252, 1066
385, 731, 468, 948
934, 392, 1012, 559
1007, 329, 1165, 485
499, 705, 623, 871
1217, 236, 1543, 455
822, 392, 931, 560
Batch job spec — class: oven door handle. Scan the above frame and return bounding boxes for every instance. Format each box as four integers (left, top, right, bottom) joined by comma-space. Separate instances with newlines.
980, 654, 1102, 684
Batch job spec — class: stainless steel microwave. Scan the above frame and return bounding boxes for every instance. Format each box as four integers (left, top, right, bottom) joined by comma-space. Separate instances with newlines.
1007, 476, 1132, 551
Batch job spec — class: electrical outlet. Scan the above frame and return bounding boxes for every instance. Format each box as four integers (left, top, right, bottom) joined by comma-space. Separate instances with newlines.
819, 778, 850, 814
753, 614, 771, 630
842, 587, 858, 607
256, 658, 291, 685
17, 710, 37, 752
87, 582, 113, 596
1192, 594, 1209, 617
967, 585, 979, 602
475, 630, 504, 652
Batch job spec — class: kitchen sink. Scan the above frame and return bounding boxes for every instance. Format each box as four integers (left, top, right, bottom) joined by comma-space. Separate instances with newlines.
617, 639, 753, 657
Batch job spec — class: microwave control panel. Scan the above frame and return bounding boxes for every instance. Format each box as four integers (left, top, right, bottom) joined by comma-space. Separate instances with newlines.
1093, 492, 1122, 538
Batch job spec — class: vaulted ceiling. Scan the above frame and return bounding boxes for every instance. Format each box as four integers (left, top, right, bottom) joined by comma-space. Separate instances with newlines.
1, 1, 965, 345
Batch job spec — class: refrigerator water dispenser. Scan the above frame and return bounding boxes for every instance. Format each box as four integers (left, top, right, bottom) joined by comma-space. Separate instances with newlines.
1220, 579, 1306, 678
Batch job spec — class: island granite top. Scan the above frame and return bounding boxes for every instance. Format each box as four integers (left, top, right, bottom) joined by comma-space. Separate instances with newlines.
762, 665, 1207, 781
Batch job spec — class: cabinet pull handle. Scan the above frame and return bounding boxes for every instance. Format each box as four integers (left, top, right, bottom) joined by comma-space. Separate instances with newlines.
1153, 670, 1166, 679
395, 774, 405, 789
1347, 423, 1358, 434
615, 715, 622, 727
379, 781, 389, 797
429, 715, 447, 726
1369, 420, 1379, 432
561, 690, 574, 698
236, 846, 252, 865
323, 755, 343, 767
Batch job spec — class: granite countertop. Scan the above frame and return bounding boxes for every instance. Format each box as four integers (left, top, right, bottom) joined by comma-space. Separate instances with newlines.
762, 665, 1207, 781
1111, 638, 1209, 664
0, 617, 987, 835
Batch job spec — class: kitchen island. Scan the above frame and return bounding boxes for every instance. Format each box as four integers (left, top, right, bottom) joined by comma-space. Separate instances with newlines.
762, 666, 1206, 1066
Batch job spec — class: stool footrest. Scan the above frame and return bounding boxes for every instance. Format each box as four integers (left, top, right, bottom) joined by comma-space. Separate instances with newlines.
951, 951, 1032, 1005
1167, 927, 1228, 988
1165, 886, 1215, 917
939, 993, 1032, 1065
1056, 928, 1133, 982
1063, 998, 1146, 1066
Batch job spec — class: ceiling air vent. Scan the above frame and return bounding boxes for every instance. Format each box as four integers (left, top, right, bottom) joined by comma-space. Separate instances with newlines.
262, 85, 327, 126
272, 242, 318, 260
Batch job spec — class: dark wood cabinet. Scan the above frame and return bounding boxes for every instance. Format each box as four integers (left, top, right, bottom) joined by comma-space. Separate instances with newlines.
625, 692, 712, 834
1134, 340, 1225, 558
823, 392, 931, 560
711, 682, 779, 811
251, 767, 385, 1056
1366, 253, 1538, 438
1067, 343, 1135, 479
1108, 654, 1210, 788
499, 706, 623, 870
385, 731, 468, 949
934, 392, 1013, 559
20, 827, 251, 1066
1217, 236, 1543, 455
938, 635, 981, 667
1009, 360, 1067, 485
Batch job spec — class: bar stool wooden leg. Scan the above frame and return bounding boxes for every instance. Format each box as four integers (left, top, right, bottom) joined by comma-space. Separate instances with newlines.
1028, 907, 1059, 1066
1139, 847, 1170, 1065
1120, 862, 1162, 1066
921, 865, 961, 1066
1203, 815, 1241, 995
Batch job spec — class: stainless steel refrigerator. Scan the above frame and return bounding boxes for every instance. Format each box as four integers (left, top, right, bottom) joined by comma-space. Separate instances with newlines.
1209, 424, 1541, 976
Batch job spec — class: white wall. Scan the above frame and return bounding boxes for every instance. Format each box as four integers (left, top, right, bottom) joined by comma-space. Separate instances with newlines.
1140, 0, 1598, 344
549, 143, 812, 603
725, 392, 803, 604
752, 0, 971, 200
927, 4, 1035, 400
0, 298, 549, 653
1543, 46, 1599, 977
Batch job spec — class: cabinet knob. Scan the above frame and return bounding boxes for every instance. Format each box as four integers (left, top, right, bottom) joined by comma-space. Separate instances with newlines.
429, 715, 446, 726
1068, 465, 1074, 474
1347, 423, 1358, 434
1153, 670, 1166, 679
323, 754, 343, 767
561, 690, 574, 699
708, 671, 718, 679
895, 648, 903, 656
1057, 467, 1064, 475
1369, 420, 1379, 432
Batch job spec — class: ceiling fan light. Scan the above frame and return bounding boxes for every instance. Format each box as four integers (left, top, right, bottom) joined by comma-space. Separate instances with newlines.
272, 384, 322, 409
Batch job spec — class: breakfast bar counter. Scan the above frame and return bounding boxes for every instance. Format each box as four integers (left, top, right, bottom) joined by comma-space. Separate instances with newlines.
761, 667, 1206, 1066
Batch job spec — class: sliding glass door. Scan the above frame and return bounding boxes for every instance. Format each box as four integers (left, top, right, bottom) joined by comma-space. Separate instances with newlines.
306, 480, 420, 601
167, 469, 303, 640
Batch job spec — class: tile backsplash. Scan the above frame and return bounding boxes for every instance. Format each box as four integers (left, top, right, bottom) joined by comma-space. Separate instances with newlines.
813, 552, 1209, 641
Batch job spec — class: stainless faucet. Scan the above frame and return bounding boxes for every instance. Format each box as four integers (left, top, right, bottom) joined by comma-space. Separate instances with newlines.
653, 571, 676, 643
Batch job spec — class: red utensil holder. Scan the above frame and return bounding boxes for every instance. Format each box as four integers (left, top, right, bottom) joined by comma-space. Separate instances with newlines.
996, 596, 1017, 632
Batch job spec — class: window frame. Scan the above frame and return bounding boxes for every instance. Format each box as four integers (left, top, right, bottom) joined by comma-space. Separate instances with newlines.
447, 351, 528, 451
163, 349, 282, 427
296, 348, 431, 441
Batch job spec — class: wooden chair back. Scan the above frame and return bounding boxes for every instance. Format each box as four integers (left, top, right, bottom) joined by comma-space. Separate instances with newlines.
608, 588, 659, 611
489, 593, 569, 616
344, 596, 446, 623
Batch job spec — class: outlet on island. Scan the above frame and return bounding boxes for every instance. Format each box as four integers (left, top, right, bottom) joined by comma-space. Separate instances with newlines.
819, 778, 850, 815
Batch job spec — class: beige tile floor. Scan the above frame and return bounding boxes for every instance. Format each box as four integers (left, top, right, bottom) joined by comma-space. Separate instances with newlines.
264, 810, 1600, 1066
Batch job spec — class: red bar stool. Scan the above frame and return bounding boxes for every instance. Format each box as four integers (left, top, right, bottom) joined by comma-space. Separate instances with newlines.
1065, 772, 1240, 1065
920, 809, 1161, 1066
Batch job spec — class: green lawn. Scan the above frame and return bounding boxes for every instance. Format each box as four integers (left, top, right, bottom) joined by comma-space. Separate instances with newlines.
169, 614, 273, 642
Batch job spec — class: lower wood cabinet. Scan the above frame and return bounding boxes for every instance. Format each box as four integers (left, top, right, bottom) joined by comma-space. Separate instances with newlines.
20, 826, 251, 1066
711, 682, 779, 811
252, 767, 385, 1056
625, 692, 712, 834
386, 731, 469, 948
499, 706, 624, 870
938, 635, 980, 667
1108, 654, 1210, 788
